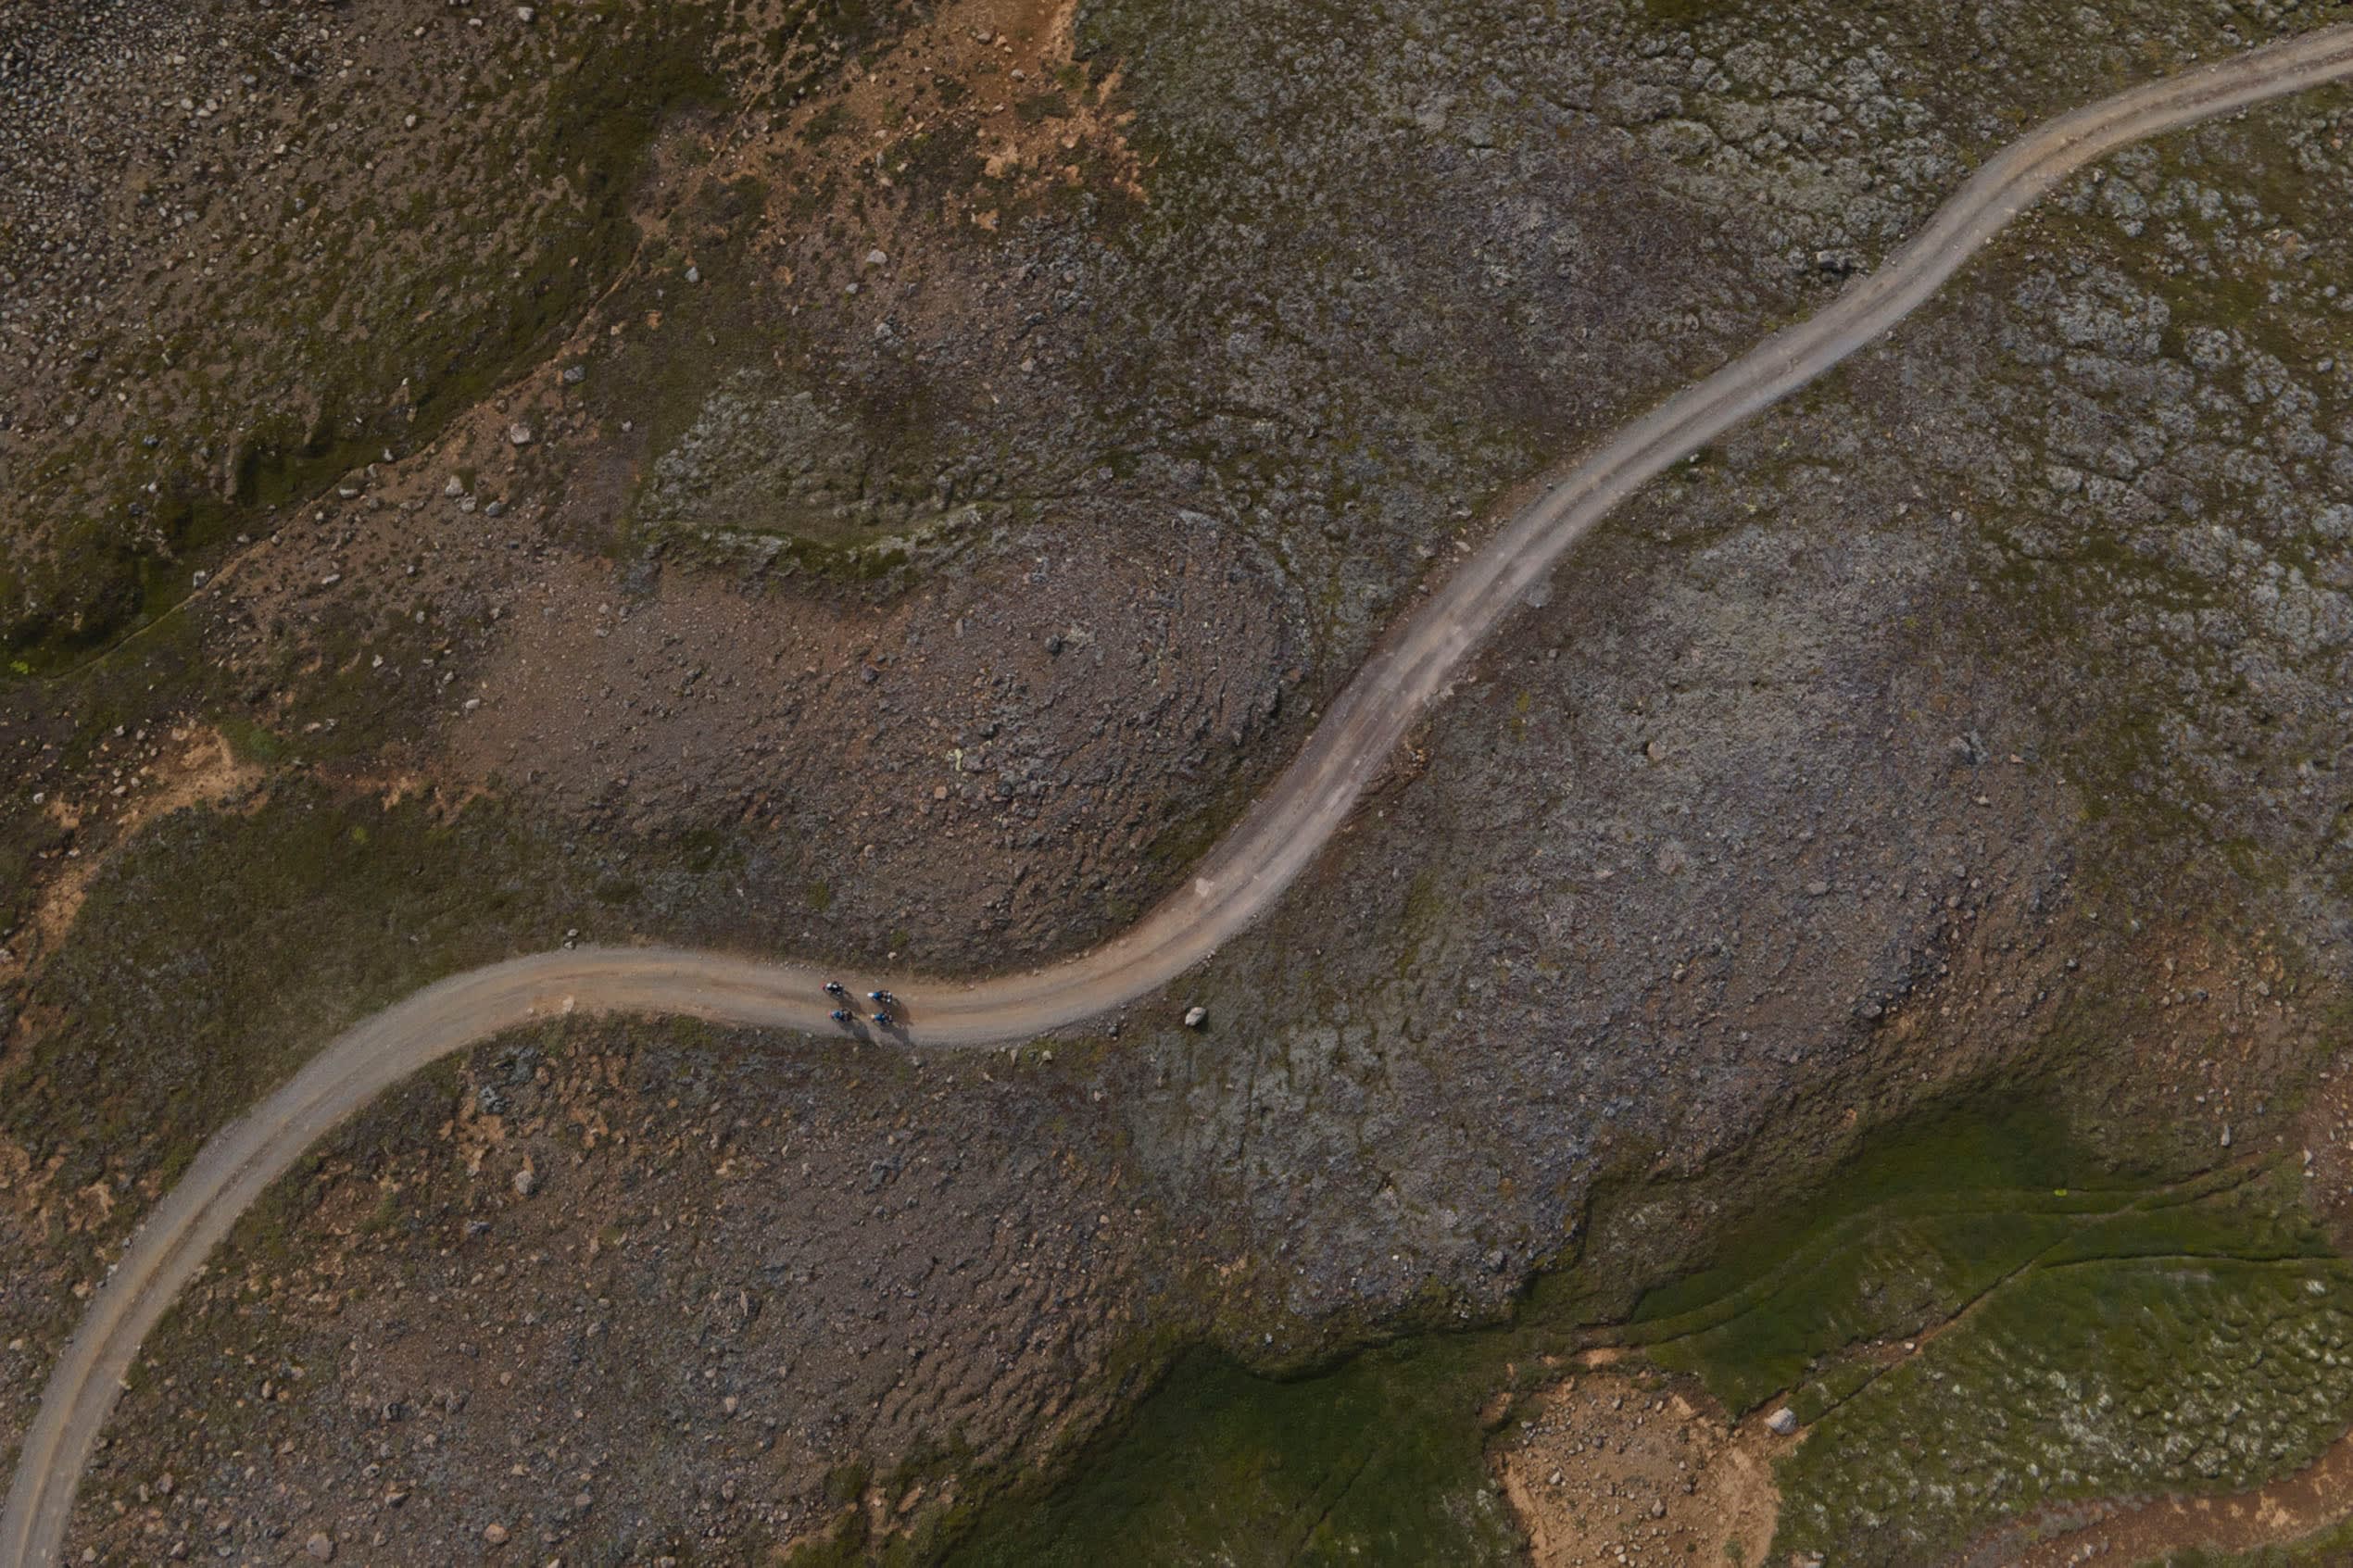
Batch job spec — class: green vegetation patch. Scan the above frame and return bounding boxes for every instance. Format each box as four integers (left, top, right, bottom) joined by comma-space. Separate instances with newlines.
1776, 1229, 2353, 1563
938, 1097, 2353, 1568
1600, 1104, 2353, 1562
940, 1340, 1527, 1568
1616, 1103, 2165, 1413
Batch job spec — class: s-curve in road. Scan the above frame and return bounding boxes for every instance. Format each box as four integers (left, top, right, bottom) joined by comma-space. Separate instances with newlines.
13, 23, 2353, 1565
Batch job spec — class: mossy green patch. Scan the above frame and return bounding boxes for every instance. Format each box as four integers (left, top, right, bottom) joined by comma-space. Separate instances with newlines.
940, 1340, 1527, 1568
937, 1097, 2353, 1568
1572, 1092, 2353, 1560
1609, 1101, 2163, 1414
1775, 1231, 2353, 1563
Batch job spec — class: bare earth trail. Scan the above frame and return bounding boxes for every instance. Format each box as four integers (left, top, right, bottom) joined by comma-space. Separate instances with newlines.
13, 26, 2353, 1566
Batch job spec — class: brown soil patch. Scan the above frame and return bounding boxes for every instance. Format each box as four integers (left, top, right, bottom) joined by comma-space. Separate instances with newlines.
785, 0, 1145, 222
1494, 1367, 1780, 1568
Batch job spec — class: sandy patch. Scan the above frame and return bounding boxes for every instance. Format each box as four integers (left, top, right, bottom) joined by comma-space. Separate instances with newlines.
1494, 1365, 1781, 1568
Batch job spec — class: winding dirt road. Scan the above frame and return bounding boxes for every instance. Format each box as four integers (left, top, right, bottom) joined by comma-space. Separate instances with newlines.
13, 26, 2353, 1565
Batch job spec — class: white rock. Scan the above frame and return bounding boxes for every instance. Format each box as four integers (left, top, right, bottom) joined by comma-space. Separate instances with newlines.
507, 421, 534, 447
1765, 1407, 1799, 1436
1183, 1006, 1207, 1028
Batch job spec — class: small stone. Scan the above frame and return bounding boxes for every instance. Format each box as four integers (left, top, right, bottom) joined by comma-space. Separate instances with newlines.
516, 5, 535, 19
560, 364, 585, 385
1804, 880, 1830, 897
483, 1523, 510, 1547
445, 475, 465, 497
1766, 1407, 1799, 1436
1044, 632, 1064, 655
507, 422, 534, 447
305, 1532, 335, 1561
685, 265, 701, 284
1183, 1006, 1208, 1029
864, 248, 888, 267
512, 1163, 537, 1198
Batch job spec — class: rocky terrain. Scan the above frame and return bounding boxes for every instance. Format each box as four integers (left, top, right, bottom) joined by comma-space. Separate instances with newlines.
60, 1019, 1153, 1563
7, 0, 2353, 1561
